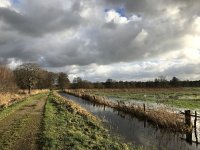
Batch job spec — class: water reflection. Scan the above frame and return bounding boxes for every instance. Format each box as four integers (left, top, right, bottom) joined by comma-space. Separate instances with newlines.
60, 93, 199, 150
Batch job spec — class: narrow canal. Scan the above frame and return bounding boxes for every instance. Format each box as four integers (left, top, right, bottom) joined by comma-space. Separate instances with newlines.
60, 93, 199, 150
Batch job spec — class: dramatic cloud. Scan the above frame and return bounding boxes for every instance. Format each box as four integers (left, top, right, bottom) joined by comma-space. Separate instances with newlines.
0, 0, 200, 81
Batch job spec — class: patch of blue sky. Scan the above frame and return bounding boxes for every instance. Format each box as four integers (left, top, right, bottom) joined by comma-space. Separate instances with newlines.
116, 7, 126, 17
10, 0, 20, 4
105, 7, 126, 17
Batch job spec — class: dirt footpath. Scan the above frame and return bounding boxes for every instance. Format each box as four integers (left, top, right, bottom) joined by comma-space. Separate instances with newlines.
0, 96, 46, 150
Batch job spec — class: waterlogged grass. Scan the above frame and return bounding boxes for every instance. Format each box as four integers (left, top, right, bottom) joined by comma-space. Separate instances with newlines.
42, 92, 142, 150
0, 93, 47, 121
85, 88, 200, 110
164, 99, 200, 109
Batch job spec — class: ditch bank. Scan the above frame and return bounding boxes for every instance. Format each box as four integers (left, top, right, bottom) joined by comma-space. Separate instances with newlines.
61, 92, 199, 150
42, 92, 135, 150
65, 90, 192, 133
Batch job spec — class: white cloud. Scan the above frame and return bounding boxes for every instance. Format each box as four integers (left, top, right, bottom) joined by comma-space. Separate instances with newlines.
165, 6, 180, 18
192, 16, 200, 33
105, 9, 142, 25
130, 15, 142, 22
7, 58, 22, 69
0, 0, 11, 8
182, 49, 200, 64
105, 9, 129, 24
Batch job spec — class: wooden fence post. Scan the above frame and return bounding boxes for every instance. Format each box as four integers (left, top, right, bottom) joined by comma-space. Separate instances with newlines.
143, 104, 146, 112
186, 131, 192, 145
143, 103, 146, 127
194, 111, 198, 145
194, 111, 197, 129
185, 110, 191, 126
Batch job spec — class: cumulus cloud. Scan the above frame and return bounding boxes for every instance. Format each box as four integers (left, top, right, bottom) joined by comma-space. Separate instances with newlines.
0, 0, 200, 81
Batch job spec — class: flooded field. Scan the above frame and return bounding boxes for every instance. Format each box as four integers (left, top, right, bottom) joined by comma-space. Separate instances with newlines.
61, 93, 200, 150
85, 88, 200, 110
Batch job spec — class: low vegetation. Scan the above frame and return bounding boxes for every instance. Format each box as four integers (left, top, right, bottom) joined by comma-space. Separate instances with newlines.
41, 92, 140, 150
0, 89, 49, 108
73, 88, 200, 110
65, 90, 192, 133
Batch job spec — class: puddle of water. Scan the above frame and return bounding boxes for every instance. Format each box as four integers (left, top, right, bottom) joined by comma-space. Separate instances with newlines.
60, 93, 200, 150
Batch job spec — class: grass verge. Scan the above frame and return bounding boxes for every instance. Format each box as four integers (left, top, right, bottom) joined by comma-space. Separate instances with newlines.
41, 92, 141, 150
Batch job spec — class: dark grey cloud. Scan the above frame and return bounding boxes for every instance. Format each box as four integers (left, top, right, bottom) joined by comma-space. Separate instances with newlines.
0, 0, 200, 80
0, 6, 82, 36
103, 0, 200, 16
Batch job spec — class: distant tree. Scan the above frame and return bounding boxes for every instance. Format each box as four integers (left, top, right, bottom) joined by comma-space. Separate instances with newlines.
72, 77, 82, 89
14, 63, 41, 94
36, 71, 57, 89
46, 72, 57, 89
0, 65, 17, 93
81, 80, 94, 89
154, 76, 169, 87
105, 78, 114, 88
146, 81, 154, 88
170, 76, 180, 87
71, 77, 95, 89
93, 82, 105, 89
58, 72, 70, 91
73, 77, 82, 84
157, 76, 166, 82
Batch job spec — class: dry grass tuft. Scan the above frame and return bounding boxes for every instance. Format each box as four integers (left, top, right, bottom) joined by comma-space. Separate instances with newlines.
53, 92, 99, 122
0, 89, 49, 108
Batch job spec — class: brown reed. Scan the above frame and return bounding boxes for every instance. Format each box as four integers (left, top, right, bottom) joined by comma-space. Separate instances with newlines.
65, 89, 191, 133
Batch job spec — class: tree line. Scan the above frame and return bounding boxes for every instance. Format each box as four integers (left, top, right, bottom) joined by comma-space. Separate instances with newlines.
0, 63, 200, 93
0, 63, 70, 94
71, 76, 200, 89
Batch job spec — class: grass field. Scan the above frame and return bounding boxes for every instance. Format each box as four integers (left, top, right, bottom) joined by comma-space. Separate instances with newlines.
0, 91, 143, 150
41, 92, 142, 150
78, 88, 200, 110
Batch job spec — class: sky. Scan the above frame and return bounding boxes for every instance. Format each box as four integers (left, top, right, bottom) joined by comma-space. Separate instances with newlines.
0, 0, 200, 82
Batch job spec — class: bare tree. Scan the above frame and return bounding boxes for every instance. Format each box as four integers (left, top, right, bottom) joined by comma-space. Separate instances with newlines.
0, 65, 17, 93
14, 63, 41, 94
